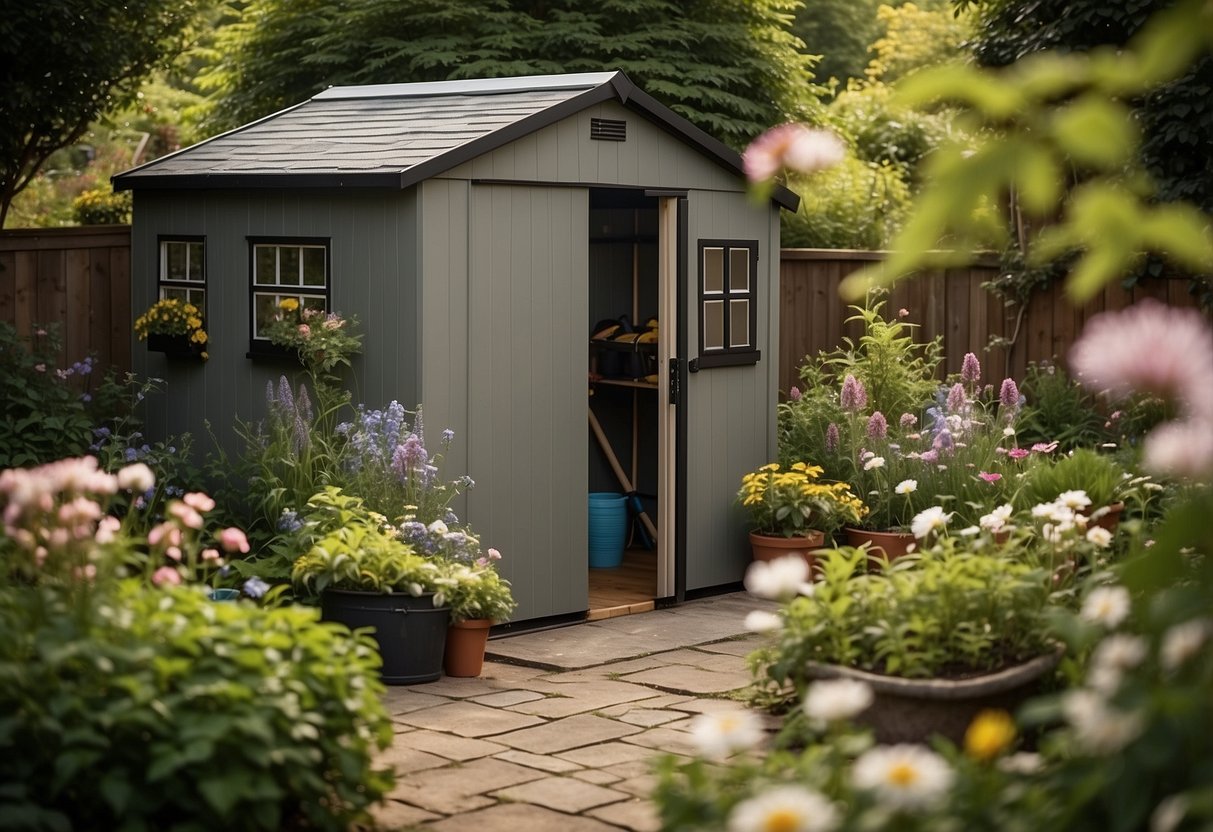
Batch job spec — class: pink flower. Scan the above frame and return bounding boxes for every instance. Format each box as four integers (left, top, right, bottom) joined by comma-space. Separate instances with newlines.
117, 463, 155, 493
825, 423, 840, 452
920, 449, 939, 464
218, 527, 250, 554
899, 413, 917, 429
978, 472, 1002, 483
961, 353, 981, 385
1142, 418, 1213, 477
487, 548, 502, 561
1007, 448, 1030, 460
297, 324, 311, 338
323, 318, 341, 330
165, 545, 182, 561
867, 411, 888, 440
898, 308, 910, 318
168, 501, 204, 530
33, 364, 46, 373
999, 378, 1021, 412
946, 383, 967, 414
148, 522, 182, 548
74, 564, 97, 582
1031, 441, 1059, 454
201, 548, 222, 562
152, 566, 182, 586
840, 374, 868, 412
183, 492, 215, 512
742, 124, 845, 183
94, 516, 121, 544
789, 386, 802, 401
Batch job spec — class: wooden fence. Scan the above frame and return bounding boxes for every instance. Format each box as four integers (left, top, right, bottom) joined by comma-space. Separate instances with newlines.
778, 249, 1208, 395
0, 225, 131, 373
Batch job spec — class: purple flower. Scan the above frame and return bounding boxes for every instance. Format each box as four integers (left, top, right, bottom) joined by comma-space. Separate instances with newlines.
825, 423, 840, 452
920, 449, 940, 464
933, 429, 954, 452
243, 577, 270, 599
866, 411, 888, 440
840, 374, 867, 412
789, 386, 802, 401
961, 352, 981, 385
999, 378, 1021, 412
946, 383, 967, 415
392, 434, 428, 480
899, 413, 917, 429
442, 428, 455, 445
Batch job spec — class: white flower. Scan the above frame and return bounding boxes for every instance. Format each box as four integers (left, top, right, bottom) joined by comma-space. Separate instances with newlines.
910, 506, 950, 540
744, 555, 812, 600
1086, 527, 1113, 548
1062, 689, 1143, 753
727, 785, 839, 832
1151, 795, 1189, 832
1161, 618, 1212, 671
427, 519, 449, 535
852, 745, 954, 809
864, 456, 886, 471
1081, 586, 1131, 628
1088, 634, 1147, 694
894, 479, 917, 495
1002, 426, 1016, 437
690, 710, 765, 759
744, 610, 784, 633
803, 678, 874, 725
116, 463, 155, 494
997, 752, 1043, 775
1056, 490, 1093, 510
980, 504, 1014, 532
958, 526, 981, 537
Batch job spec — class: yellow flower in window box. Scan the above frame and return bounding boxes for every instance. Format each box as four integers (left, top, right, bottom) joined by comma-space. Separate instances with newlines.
134, 299, 209, 360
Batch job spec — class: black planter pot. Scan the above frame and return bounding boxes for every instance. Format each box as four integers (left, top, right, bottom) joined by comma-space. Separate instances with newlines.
320, 590, 450, 685
147, 333, 200, 359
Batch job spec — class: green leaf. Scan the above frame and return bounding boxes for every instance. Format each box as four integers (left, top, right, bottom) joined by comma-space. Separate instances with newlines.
1050, 95, 1137, 168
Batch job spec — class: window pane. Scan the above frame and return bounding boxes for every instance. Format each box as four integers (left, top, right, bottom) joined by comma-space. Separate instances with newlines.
703, 300, 724, 350
279, 247, 301, 286
254, 247, 277, 285
302, 247, 326, 287
253, 293, 282, 338
730, 300, 750, 348
187, 243, 205, 282
161, 286, 187, 302
188, 289, 206, 308
302, 294, 327, 313
729, 248, 750, 291
703, 247, 724, 294
164, 242, 187, 281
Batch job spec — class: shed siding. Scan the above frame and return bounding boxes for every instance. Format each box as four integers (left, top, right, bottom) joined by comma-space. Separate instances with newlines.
130, 189, 419, 463
441, 101, 743, 194
463, 184, 590, 621
682, 190, 781, 591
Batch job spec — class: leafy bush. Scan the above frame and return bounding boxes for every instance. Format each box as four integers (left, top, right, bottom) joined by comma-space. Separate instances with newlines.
71, 186, 132, 225
0, 581, 394, 830
828, 82, 955, 183
781, 154, 910, 249
1017, 362, 1110, 451
1019, 448, 1128, 510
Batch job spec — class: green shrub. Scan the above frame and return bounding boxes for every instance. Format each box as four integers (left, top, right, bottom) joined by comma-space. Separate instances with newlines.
0, 580, 394, 830
1017, 362, 1110, 451
71, 187, 132, 225
781, 154, 910, 250
1018, 448, 1127, 509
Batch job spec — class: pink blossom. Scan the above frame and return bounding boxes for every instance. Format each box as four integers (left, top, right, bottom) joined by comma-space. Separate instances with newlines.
165, 545, 182, 562
323, 318, 341, 330
34, 364, 46, 373
999, 378, 1021, 412
946, 383, 967, 414
183, 492, 215, 512
840, 374, 867, 412
961, 353, 981, 385
978, 472, 1003, 483
201, 547, 222, 562
920, 449, 940, 464
94, 516, 121, 544
487, 548, 502, 561
1008, 448, 1030, 460
475, 557, 489, 567
789, 386, 802, 401
117, 463, 155, 493
297, 324, 311, 338
1031, 441, 1059, 454
218, 527, 250, 554
168, 502, 204, 530
825, 423, 840, 451
148, 522, 182, 548
1142, 418, 1213, 477
74, 563, 97, 582
899, 413, 917, 429
742, 124, 845, 183
866, 411, 888, 440
898, 308, 910, 318
152, 566, 182, 586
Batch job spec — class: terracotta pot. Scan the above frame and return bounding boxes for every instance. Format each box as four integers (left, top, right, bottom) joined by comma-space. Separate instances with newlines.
443, 618, 493, 677
749, 530, 826, 572
844, 527, 916, 566
1088, 501, 1125, 533
807, 649, 1062, 744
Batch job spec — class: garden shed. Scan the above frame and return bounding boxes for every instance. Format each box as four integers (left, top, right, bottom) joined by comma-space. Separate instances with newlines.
113, 71, 797, 625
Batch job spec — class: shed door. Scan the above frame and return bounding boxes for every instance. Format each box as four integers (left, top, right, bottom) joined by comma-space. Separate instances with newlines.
466, 184, 590, 621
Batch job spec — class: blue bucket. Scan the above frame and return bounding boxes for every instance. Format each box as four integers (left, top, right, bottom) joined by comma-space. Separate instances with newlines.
588, 492, 628, 568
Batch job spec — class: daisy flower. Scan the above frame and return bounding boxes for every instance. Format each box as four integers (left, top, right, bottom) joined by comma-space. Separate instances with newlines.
852, 745, 954, 809
1081, 586, 1131, 628
802, 678, 874, 725
910, 506, 950, 540
727, 785, 839, 832
690, 710, 765, 759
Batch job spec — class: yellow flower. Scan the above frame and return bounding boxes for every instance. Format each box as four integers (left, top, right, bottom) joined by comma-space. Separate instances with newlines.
758, 463, 780, 472
280, 298, 300, 312
200, 351, 209, 361
964, 710, 1016, 761
191, 329, 209, 345
186, 317, 201, 328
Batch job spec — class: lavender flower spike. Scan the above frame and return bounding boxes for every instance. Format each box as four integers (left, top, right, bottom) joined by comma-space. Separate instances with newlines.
840, 374, 867, 412
825, 422, 840, 452
946, 382, 967, 415
961, 352, 981, 385
999, 378, 1021, 412
866, 411, 888, 440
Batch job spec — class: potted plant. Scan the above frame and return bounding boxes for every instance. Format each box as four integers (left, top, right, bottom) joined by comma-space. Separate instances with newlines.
290, 488, 453, 684
747, 537, 1064, 744
439, 557, 517, 677
738, 462, 867, 567
134, 298, 209, 360
1018, 448, 1128, 531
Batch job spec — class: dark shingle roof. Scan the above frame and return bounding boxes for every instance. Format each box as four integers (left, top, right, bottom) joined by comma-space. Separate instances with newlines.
113, 71, 797, 210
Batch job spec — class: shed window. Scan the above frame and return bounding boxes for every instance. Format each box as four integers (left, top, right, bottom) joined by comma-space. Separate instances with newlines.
697, 240, 760, 367
248, 238, 330, 346
159, 237, 206, 310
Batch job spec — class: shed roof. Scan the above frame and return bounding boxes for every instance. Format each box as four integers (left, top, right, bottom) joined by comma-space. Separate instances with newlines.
113, 71, 798, 210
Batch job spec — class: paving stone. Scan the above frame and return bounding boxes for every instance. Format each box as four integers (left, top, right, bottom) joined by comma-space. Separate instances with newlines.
374, 744, 449, 775
611, 773, 659, 798
394, 700, 544, 737
382, 688, 452, 715
587, 798, 663, 832
621, 665, 754, 695
481, 661, 549, 683
493, 749, 583, 774
369, 799, 440, 829
620, 726, 701, 756
425, 803, 622, 832
495, 714, 643, 754
537, 654, 672, 681
597, 694, 692, 716
557, 741, 658, 767
401, 675, 518, 698
469, 689, 546, 707
696, 637, 765, 657
665, 697, 750, 715
398, 728, 508, 762
507, 681, 661, 718
571, 768, 622, 785
602, 759, 660, 780
616, 708, 687, 727
491, 776, 630, 813
386, 757, 544, 814
645, 648, 752, 674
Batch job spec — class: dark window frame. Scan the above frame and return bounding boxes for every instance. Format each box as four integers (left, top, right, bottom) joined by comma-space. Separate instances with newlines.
696, 239, 760, 368
246, 236, 331, 358
156, 235, 207, 317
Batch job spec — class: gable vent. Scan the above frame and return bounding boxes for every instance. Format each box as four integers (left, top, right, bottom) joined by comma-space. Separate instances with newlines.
590, 118, 627, 142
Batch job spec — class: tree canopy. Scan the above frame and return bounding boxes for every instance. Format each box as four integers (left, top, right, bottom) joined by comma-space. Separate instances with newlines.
0, 0, 203, 227
199, 0, 821, 149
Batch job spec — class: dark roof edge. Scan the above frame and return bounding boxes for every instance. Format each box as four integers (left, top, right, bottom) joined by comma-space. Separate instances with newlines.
112, 98, 316, 192
112, 172, 407, 191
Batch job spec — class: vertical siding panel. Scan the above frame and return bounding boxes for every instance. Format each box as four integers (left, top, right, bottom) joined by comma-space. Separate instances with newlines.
556, 116, 580, 181
0, 252, 15, 332
89, 249, 112, 369
535, 129, 559, 181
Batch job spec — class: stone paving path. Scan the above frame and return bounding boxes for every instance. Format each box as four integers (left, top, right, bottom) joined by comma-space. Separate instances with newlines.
371, 592, 776, 831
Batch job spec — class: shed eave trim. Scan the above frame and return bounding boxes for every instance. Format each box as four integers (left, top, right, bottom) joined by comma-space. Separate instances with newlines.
113, 171, 406, 191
